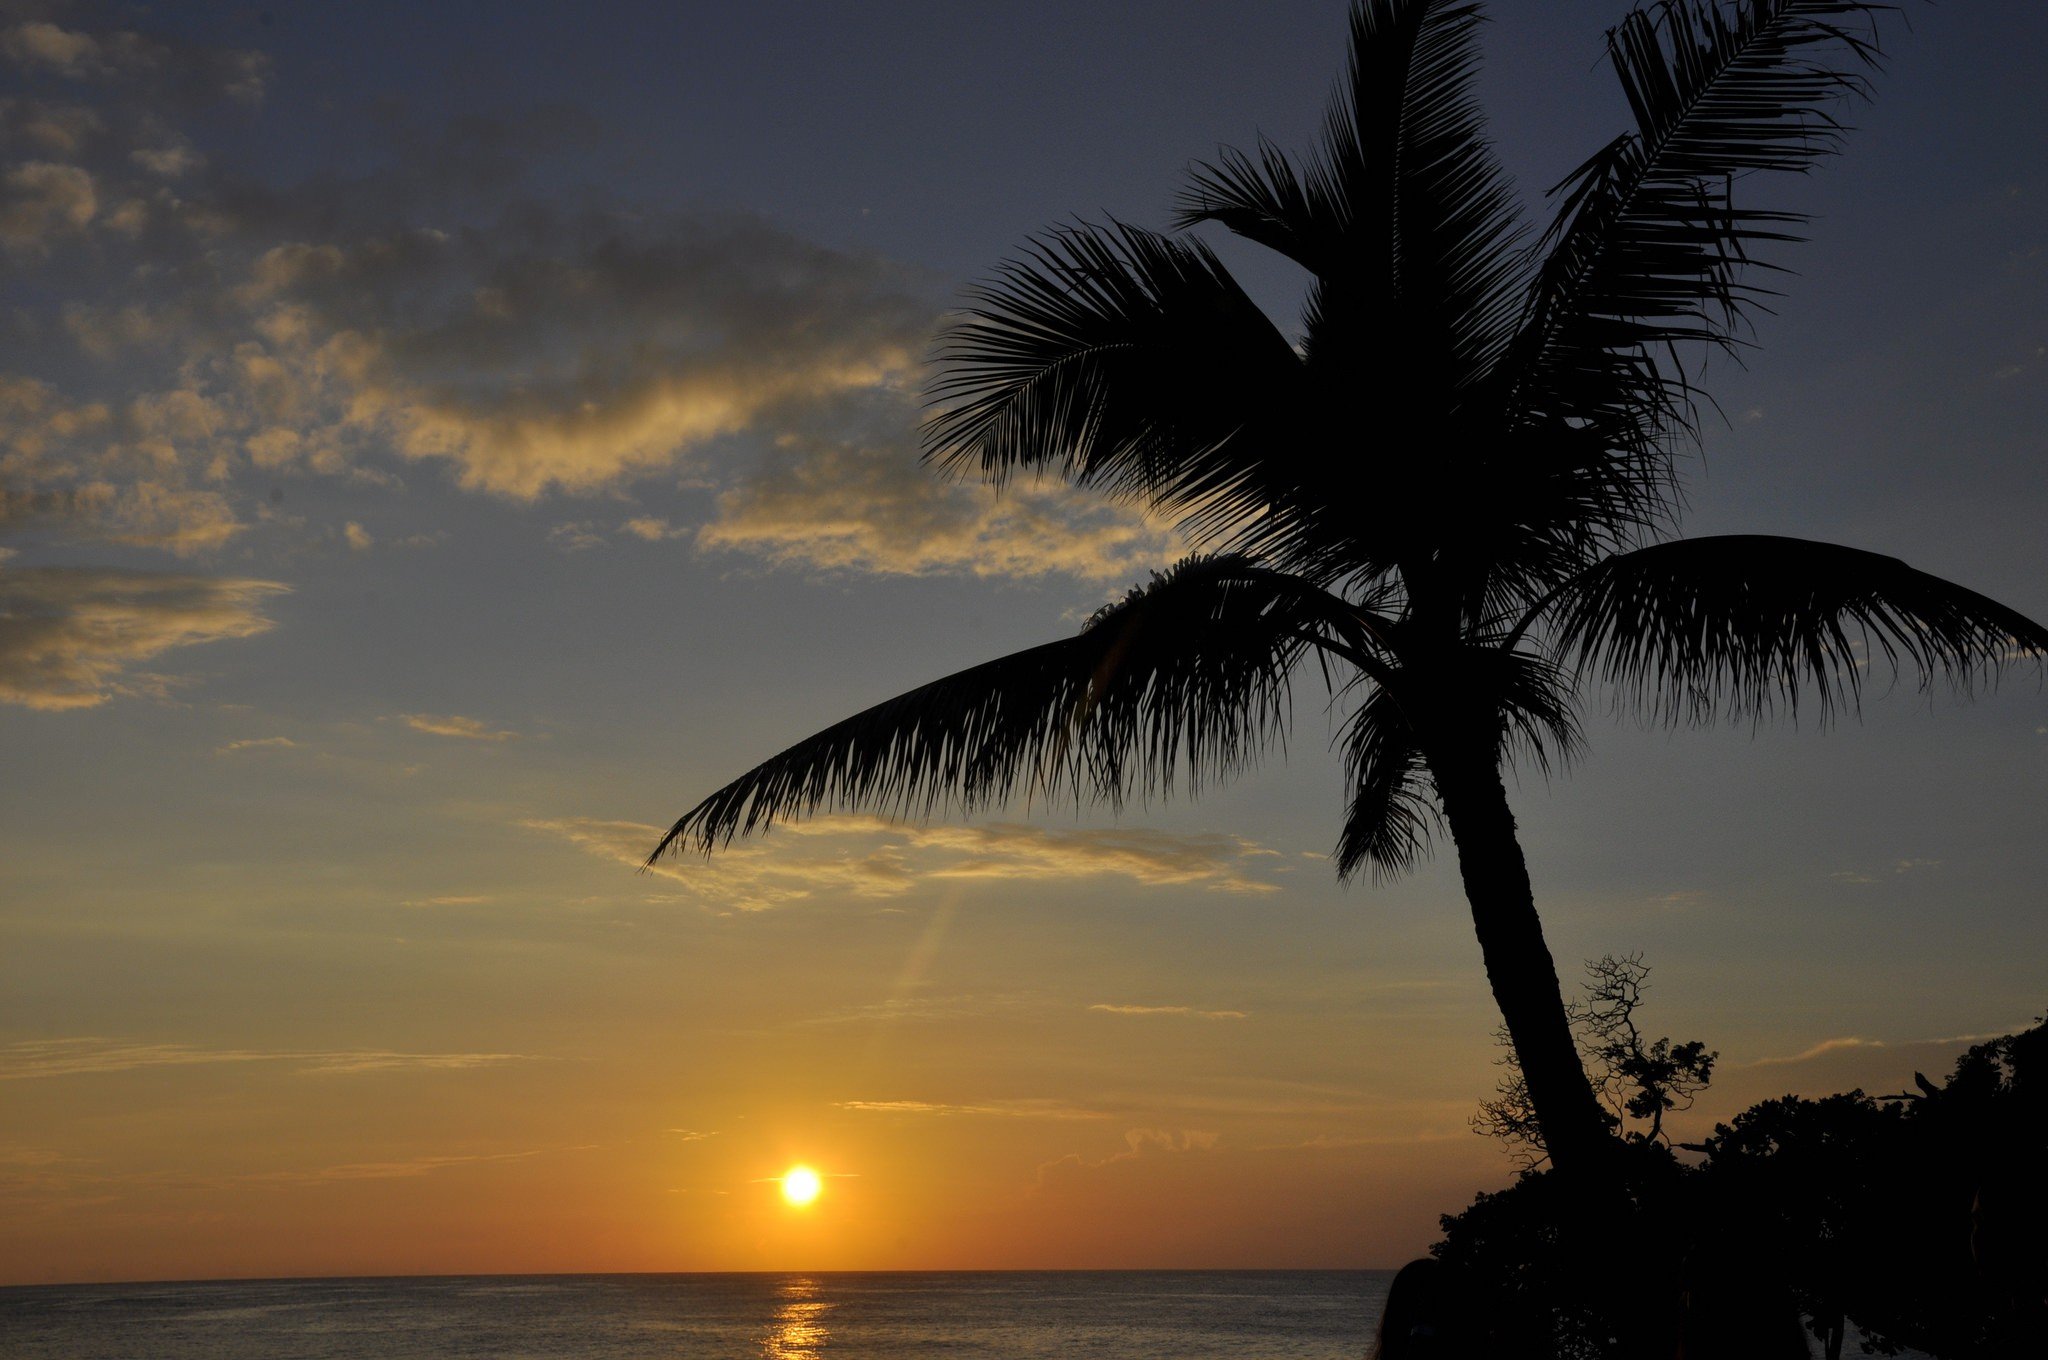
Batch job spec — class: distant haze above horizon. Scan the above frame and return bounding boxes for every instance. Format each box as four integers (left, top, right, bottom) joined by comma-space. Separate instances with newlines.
3, 0, 2045, 1287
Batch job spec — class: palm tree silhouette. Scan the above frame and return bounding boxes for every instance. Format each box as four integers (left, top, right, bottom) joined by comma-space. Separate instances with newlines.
652, 0, 2046, 1176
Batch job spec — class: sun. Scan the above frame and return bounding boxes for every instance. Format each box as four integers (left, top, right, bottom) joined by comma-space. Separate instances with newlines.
780, 1165, 822, 1207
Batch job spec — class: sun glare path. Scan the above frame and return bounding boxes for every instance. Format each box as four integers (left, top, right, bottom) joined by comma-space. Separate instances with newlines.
781, 1165, 822, 1207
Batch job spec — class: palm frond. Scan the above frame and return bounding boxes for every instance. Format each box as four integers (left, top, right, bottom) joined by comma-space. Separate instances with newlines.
1547, 535, 2048, 724
923, 221, 1304, 549
1174, 135, 1336, 278
1177, 0, 1525, 384
1336, 683, 1439, 883
1334, 639, 1580, 882
1489, 646, 1587, 775
651, 557, 1346, 860
1513, 0, 1889, 446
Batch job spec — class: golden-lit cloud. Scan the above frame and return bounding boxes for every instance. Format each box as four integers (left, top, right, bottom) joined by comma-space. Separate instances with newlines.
0, 22, 1171, 590
0, 1038, 536, 1081
697, 407, 1182, 583
213, 217, 937, 501
0, 567, 286, 710
619, 515, 683, 542
0, 376, 246, 555
1088, 1003, 1249, 1020
214, 735, 295, 755
835, 1098, 1106, 1121
402, 712, 517, 742
528, 814, 1286, 910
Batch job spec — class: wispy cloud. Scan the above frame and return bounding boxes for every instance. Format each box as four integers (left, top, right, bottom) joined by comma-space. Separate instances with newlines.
1035, 1128, 1220, 1185
791, 994, 1010, 1027
529, 813, 1285, 910
0, 568, 287, 710
1088, 1003, 1248, 1020
837, 1098, 1106, 1121
214, 735, 295, 755
1742, 1030, 2013, 1068
1832, 857, 1942, 886
245, 1147, 585, 1185
402, 712, 516, 742
0, 1038, 538, 1081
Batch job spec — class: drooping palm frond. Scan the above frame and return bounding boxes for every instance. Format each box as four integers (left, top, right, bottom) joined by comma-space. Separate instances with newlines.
1335, 683, 1440, 882
652, 557, 1358, 860
1334, 640, 1581, 881
923, 222, 1303, 552
1513, 0, 1888, 450
1546, 535, 2048, 724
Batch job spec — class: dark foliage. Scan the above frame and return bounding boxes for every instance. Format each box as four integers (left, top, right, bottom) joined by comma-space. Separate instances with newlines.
1476, 954, 1717, 1167
1438, 1015, 2048, 1359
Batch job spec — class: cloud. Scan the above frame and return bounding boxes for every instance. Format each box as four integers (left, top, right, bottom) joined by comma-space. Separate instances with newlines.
619, 515, 684, 542
247, 1148, 561, 1184
1035, 1128, 1221, 1185
836, 1098, 1106, 1121
529, 814, 1286, 910
222, 213, 938, 500
1742, 1030, 2015, 1068
401, 894, 493, 907
343, 520, 372, 551
0, 1037, 536, 1081
697, 399, 1182, 583
786, 993, 1045, 1027
903, 821, 1282, 894
2, 23, 103, 78
0, 566, 286, 710
546, 521, 608, 552
0, 378, 247, 555
0, 11, 1172, 591
1088, 1003, 1249, 1020
0, 159, 96, 248
214, 735, 294, 755
402, 712, 516, 742
0, 20, 269, 103
1831, 857, 1942, 886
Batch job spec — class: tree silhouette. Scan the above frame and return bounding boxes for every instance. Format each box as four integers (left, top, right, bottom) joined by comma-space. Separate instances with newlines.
651, 1, 2048, 1177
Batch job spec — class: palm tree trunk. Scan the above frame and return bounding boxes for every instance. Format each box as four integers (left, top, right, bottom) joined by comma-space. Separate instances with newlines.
1428, 738, 1614, 1175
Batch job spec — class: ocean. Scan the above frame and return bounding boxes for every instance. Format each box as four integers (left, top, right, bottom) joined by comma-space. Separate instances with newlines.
0, 1271, 1392, 1359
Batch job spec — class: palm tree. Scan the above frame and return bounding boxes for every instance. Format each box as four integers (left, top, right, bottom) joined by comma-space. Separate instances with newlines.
651, 0, 2047, 1178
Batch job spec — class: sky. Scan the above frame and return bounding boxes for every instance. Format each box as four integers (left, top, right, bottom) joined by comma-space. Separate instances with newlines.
2, 0, 2045, 1285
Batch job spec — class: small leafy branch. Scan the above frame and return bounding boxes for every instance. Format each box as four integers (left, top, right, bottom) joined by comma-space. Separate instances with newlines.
1476, 954, 1716, 1168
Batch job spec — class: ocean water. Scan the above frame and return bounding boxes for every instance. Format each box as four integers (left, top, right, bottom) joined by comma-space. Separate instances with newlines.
0, 1271, 1392, 1360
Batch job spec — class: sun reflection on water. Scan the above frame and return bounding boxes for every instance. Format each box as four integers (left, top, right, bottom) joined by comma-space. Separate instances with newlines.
761, 1276, 833, 1359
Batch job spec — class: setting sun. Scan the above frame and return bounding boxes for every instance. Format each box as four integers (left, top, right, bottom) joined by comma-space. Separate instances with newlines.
780, 1166, 823, 1208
